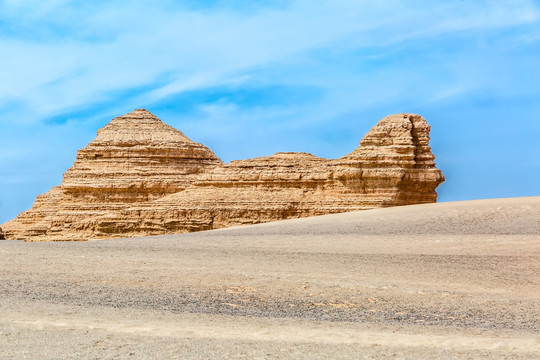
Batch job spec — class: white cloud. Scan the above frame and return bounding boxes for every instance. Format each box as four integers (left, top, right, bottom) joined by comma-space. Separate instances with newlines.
0, 0, 538, 124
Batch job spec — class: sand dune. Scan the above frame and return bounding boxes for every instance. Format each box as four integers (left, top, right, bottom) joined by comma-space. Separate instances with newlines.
1, 197, 539, 359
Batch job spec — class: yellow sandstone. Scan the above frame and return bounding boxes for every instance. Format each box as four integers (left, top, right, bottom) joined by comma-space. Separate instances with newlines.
1, 110, 444, 241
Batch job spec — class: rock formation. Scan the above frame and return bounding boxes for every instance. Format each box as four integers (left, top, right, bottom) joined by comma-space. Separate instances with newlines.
2, 111, 444, 241
2, 109, 222, 241
0, 226, 4, 240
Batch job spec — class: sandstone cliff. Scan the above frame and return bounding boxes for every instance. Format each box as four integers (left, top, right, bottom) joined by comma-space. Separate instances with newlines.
2, 109, 222, 241
2, 111, 444, 241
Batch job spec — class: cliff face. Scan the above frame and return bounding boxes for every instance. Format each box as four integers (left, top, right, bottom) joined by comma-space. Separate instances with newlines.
339, 114, 444, 205
2, 109, 222, 241
2, 111, 444, 241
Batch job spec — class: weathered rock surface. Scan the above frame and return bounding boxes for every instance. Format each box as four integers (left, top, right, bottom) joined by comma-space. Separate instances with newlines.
1, 186, 63, 240
2, 111, 444, 241
2, 109, 222, 241
0, 226, 4, 240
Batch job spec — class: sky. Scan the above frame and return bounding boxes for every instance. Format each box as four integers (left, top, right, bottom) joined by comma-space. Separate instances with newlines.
1, 0, 539, 223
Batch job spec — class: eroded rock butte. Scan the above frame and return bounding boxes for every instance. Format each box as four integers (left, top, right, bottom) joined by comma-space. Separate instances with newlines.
2, 110, 445, 241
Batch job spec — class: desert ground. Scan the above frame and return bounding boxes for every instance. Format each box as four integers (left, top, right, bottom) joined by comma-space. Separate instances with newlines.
1, 197, 539, 359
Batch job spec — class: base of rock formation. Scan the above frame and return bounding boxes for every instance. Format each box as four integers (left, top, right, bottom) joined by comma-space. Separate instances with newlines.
2, 111, 445, 241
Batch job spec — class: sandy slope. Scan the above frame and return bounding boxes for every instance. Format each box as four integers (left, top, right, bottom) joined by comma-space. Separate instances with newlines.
1, 197, 539, 359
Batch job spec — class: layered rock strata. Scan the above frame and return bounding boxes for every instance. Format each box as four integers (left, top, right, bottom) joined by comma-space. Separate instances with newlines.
2, 112, 444, 241
98, 114, 444, 237
2, 109, 222, 240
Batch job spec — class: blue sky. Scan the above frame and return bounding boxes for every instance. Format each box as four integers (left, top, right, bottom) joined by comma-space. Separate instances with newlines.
1, 0, 540, 223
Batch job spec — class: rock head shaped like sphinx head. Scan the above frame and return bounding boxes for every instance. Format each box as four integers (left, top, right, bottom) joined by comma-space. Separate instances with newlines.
1, 110, 444, 241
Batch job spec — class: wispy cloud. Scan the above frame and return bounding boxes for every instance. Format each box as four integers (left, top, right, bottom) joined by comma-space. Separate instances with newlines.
1, 0, 538, 123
